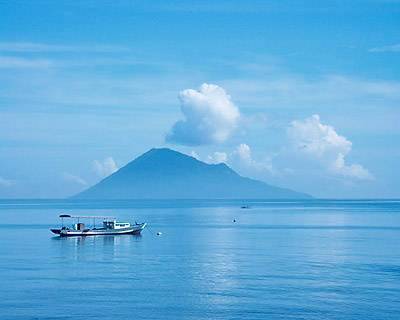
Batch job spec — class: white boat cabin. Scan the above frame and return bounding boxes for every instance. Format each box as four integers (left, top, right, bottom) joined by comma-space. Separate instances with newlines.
103, 220, 131, 230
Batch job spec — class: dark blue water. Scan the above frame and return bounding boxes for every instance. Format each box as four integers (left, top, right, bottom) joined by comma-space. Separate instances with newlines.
0, 200, 399, 320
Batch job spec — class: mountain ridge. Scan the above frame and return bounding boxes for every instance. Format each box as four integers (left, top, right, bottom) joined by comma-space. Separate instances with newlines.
74, 148, 311, 199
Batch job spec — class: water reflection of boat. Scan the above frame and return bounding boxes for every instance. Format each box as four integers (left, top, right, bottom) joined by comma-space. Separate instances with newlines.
50, 214, 146, 237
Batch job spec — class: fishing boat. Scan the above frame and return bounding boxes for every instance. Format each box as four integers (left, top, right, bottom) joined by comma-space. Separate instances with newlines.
50, 214, 146, 237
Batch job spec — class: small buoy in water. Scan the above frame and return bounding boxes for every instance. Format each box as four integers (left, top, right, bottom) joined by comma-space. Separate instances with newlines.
157, 232, 162, 236
233, 219, 236, 223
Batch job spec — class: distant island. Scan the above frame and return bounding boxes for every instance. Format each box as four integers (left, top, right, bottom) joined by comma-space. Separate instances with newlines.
74, 148, 311, 199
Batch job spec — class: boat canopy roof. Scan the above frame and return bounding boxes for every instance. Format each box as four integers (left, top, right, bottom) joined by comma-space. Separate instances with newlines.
59, 214, 116, 220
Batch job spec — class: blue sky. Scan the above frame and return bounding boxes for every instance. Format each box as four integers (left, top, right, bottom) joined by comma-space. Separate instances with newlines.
0, 0, 399, 198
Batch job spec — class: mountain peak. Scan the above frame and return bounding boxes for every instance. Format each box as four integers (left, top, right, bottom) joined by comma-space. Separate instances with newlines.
138, 147, 197, 161
145, 147, 179, 155
74, 148, 311, 199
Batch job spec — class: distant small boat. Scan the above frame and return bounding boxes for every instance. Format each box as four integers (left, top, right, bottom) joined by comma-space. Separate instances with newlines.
241, 205, 250, 209
51, 214, 146, 237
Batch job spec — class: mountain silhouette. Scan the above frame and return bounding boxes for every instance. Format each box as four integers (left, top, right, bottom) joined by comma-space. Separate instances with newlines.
75, 148, 311, 199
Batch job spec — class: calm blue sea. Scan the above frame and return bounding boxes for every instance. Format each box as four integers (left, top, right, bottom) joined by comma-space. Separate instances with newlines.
0, 199, 399, 320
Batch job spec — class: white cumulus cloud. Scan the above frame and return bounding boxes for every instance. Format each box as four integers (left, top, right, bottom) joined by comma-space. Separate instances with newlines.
231, 143, 274, 174
93, 157, 118, 178
234, 143, 253, 164
207, 151, 228, 164
62, 173, 88, 186
190, 150, 200, 160
332, 153, 372, 180
166, 83, 241, 145
206, 144, 274, 178
288, 114, 372, 180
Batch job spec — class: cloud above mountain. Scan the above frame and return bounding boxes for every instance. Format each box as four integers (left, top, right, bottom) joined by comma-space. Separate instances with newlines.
288, 115, 372, 180
62, 172, 88, 186
93, 157, 118, 178
166, 83, 241, 145
206, 143, 274, 179
207, 151, 228, 164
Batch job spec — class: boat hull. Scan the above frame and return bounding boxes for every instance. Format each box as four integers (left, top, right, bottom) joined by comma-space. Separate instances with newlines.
52, 223, 146, 237
50, 228, 61, 235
